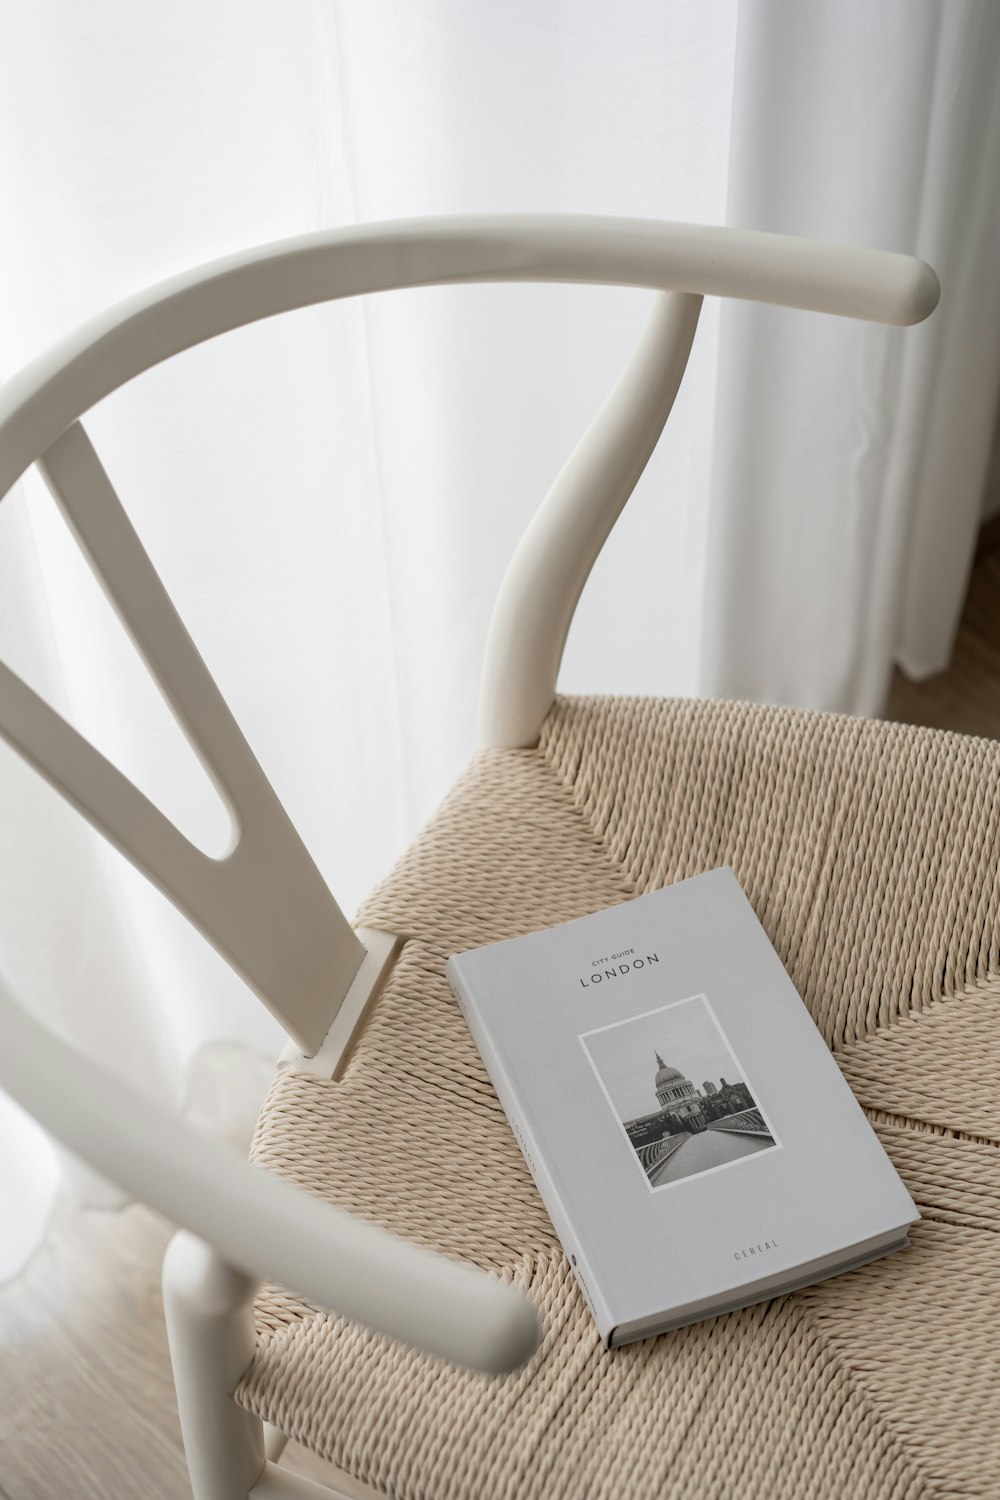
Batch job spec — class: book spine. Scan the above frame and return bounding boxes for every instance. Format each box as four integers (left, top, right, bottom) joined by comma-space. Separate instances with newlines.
447, 957, 616, 1348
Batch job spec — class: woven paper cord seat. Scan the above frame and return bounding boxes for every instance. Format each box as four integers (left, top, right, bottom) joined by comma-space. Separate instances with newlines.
237, 694, 1000, 1500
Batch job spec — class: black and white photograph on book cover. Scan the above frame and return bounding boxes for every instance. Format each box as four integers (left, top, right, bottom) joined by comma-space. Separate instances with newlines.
580, 994, 779, 1191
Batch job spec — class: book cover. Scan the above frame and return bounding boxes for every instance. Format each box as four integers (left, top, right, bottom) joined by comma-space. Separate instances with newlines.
446, 867, 917, 1346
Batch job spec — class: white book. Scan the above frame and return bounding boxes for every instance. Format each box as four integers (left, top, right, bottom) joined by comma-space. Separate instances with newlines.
446, 867, 917, 1348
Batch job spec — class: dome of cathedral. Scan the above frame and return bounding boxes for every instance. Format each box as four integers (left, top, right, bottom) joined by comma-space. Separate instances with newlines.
654, 1052, 683, 1088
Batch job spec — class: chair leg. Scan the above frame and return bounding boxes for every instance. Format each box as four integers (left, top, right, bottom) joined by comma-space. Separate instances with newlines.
162, 1230, 267, 1500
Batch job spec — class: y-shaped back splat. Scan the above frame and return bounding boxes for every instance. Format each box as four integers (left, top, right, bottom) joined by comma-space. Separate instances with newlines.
28, 423, 365, 1053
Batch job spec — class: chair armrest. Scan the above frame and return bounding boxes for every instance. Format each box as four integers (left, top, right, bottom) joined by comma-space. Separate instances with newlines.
0, 979, 537, 1374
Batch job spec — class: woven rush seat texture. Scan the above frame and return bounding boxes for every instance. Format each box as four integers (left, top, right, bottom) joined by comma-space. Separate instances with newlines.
237, 695, 1000, 1500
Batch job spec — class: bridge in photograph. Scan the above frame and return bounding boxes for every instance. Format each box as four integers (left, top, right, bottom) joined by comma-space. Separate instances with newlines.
643, 1110, 775, 1187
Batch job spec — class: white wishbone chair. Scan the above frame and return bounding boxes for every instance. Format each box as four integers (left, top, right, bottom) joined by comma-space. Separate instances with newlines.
0, 218, 942, 1500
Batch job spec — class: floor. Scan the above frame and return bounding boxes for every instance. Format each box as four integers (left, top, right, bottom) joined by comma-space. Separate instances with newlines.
2, 539, 999, 1500
884, 529, 1000, 738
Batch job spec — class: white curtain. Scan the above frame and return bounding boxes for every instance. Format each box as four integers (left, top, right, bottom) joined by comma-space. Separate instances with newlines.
703, 1, 1000, 710
0, 0, 997, 1276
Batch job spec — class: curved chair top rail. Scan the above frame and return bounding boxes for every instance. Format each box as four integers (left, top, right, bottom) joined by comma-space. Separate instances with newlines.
0, 214, 938, 505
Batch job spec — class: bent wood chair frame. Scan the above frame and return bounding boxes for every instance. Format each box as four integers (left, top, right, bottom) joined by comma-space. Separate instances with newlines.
0, 216, 938, 1499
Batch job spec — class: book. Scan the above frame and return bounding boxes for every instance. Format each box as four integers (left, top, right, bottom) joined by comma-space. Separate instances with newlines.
446, 866, 917, 1348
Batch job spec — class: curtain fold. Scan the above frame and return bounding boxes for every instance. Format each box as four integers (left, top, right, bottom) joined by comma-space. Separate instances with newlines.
0, 0, 997, 1277
701, 0, 1000, 712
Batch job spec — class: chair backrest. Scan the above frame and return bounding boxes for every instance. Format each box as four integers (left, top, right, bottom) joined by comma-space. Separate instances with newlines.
0, 217, 938, 1369
0, 215, 939, 1049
